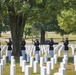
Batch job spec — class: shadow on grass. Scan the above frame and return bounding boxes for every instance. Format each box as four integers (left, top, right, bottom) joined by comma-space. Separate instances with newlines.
6, 57, 20, 63
6, 56, 74, 64
58, 57, 74, 63
68, 57, 74, 63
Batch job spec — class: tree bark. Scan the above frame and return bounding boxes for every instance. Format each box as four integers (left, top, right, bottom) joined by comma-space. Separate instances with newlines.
9, 15, 26, 58
62, 35, 64, 42
0, 32, 1, 37
41, 30, 45, 44
25, 32, 26, 39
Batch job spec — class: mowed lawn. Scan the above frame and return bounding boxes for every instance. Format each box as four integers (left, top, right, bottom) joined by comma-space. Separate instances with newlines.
1, 33, 76, 75
3, 49, 76, 75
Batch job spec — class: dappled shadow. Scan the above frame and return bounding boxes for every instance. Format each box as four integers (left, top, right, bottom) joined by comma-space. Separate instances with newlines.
58, 57, 74, 63
58, 57, 63, 62
68, 57, 74, 63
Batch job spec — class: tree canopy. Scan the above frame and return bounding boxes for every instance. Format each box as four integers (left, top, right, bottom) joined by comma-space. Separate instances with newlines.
58, 0, 76, 33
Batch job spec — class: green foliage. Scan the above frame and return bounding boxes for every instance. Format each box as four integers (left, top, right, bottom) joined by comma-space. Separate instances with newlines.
29, 0, 64, 36
24, 23, 32, 36
57, 0, 76, 33
28, 0, 64, 24
0, 0, 10, 34
58, 8, 76, 33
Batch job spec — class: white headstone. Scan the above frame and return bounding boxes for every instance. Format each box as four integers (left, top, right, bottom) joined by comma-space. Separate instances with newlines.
27, 54, 30, 62
11, 59, 15, 65
40, 57, 44, 67
11, 56, 14, 60
33, 50, 35, 55
54, 72, 63, 75
3, 55, 6, 66
30, 50, 32, 57
35, 54, 39, 61
0, 64, 2, 75
33, 61, 38, 73
51, 58, 55, 69
30, 57, 34, 67
25, 66, 30, 75
46, 61, 51, 74
22, 60, 26, 72
20, 56, 23, 66
10, 64, 16, 75
41, 66, 46, 75
54, 54, 58, 64
74, 55, 76, 65
60, 62, 66, 69
1, 59, 4, 70
59, 68, 66, 75
44, 54, 47, 63
62, 58, 67, 67
72, 47, 74, 55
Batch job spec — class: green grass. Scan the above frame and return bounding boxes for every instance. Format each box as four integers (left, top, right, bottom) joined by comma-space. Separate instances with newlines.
3, 57, 76, 75
1, 33, 76, 44
3, 49, 76, 75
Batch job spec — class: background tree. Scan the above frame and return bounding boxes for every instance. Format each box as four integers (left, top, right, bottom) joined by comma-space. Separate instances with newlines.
30, 0, 64, 44
24, 24, 32, 39
58, 0, 76, 33
58, 8, 76, 33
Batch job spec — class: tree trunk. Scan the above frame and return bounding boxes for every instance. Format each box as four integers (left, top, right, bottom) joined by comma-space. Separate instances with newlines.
41, 30, 45, 44
0, 32, 1, 37
9, 15, 26, 58
62, 35, 64, 42
25, 32, 26, 39
10, 24, 25, 58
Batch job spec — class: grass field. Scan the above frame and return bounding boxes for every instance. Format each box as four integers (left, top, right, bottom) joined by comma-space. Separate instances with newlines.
2, 49, 76, 75
1, 33, 76, 44
0, 33, 76, 75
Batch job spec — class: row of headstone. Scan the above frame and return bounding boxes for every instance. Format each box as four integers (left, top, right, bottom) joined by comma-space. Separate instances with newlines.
0, 44, 61, 60
12, 44, 76, 75
0, 55, 6, 75
40, 54, 58, 75
1, 44, 75, 75
25, 44, 59, 56
20, 45, 59, 67
19, 53, 58, 75
54, 54, 68, 75
70, 44, 76, 71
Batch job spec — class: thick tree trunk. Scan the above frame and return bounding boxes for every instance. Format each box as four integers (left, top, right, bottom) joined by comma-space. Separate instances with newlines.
9, 16, 26, 58
41, 30, 45, 44
10, 24, 25, 58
